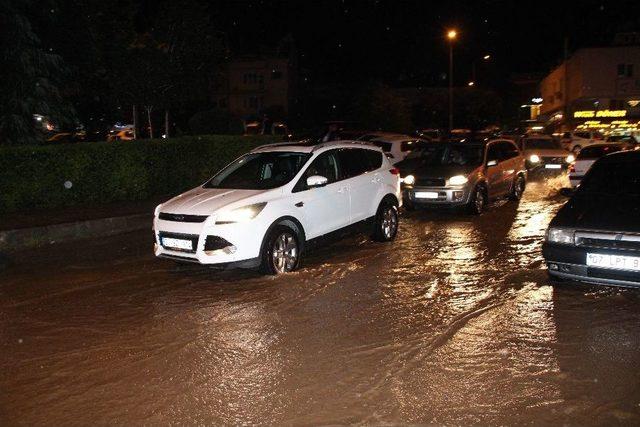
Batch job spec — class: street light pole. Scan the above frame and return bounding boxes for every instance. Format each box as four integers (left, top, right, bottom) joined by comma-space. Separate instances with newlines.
449, 41, 453, 132
447, 30, 457, 133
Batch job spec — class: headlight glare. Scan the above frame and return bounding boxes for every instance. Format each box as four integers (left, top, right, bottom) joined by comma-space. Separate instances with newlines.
447, 175, 469, 186
216, 202, 267, 223
546, 227, 574, 245
529, 154, 540, 163
403, 174, 416, 185
566, 154, 575, 163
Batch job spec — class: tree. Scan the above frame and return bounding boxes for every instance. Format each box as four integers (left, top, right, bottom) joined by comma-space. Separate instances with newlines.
0, 0, 76, 144
350, 83, 413, 133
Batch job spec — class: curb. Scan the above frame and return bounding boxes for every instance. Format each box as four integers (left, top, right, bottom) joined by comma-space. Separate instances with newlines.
0, 214, 151, 253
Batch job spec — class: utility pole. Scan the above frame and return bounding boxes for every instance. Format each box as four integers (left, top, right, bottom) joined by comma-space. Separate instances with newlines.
447, 30, 457, 133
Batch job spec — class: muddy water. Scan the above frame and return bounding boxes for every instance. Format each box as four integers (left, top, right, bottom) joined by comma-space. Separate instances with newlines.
1, 176, 640, 426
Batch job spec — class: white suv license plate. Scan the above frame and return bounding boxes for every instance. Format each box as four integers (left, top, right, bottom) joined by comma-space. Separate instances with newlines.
586, 253, 640, 272
414, 191, 439, 199
545, 164, 562, 169
162, 237, 193, 251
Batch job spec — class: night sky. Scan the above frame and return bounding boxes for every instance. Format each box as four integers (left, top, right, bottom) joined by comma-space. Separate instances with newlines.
197, 0, 640, 87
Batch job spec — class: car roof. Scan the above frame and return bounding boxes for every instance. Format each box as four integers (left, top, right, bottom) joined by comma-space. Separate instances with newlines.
599, 149, 640, 163
251, 140, 383, 154
522, 135, 553, 140
360, 132, 419, 142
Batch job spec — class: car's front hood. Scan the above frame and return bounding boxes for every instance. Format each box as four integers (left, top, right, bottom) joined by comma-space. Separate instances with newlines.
396, 160, 478, 179
524, 148, 569, 158
159, 187, 271, 216
551, 193, 640, 233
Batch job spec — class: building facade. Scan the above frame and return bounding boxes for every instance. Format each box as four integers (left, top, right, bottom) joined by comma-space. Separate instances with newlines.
539, 44, 640, 134
213, 54, 297, 123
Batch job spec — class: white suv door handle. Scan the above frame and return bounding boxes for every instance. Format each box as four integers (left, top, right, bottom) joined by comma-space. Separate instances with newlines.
337, 185, 349, 193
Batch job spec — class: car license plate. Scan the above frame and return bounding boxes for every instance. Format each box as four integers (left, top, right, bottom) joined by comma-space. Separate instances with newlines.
545, 164, 562, 169
162, 237, 193, 250
414, 191, 439, 199
586, 253, 640, 272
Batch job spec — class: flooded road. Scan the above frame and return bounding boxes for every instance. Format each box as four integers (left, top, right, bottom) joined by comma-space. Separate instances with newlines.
2, 176, 640, 426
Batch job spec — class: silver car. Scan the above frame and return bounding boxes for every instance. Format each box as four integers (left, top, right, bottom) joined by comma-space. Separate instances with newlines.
396, 139, 527, 214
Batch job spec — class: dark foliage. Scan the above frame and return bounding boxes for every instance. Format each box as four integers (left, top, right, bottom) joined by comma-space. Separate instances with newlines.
0, 135, 279, 213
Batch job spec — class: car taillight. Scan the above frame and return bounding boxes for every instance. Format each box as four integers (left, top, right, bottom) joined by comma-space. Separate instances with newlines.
389, 168, 400, 175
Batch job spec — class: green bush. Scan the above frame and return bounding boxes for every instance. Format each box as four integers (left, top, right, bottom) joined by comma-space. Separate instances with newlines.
0, 135, 280, 214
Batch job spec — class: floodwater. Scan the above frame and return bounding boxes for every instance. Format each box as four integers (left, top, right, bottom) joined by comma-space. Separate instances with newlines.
1, 175, 640, 426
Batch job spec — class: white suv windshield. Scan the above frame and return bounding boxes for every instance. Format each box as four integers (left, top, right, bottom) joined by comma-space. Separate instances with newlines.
204, 152, 311, 190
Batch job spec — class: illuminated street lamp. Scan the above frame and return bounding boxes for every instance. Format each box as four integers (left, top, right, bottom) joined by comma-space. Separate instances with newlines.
468, 81, 475, 87
483, 54, 491, 60
447, 29, 457, 132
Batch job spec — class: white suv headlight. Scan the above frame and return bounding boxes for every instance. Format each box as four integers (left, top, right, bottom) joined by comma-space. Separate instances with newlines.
216, 202, 267, 224
546, 227, 574, 245
447, 175, 468, 186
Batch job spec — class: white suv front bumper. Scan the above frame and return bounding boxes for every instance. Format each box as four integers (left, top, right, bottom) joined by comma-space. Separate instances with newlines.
153, 216, 268, 266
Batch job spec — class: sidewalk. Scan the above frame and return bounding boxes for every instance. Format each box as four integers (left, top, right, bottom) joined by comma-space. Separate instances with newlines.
0, 197, 167, 252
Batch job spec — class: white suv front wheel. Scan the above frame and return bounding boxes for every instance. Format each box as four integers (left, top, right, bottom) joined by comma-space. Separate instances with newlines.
373, 201, 399, 242
261, 225, 300, 274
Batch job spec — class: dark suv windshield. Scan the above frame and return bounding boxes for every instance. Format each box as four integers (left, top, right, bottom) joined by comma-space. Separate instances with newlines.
204, 152, 311, 190
578, 158, 640, 195
404, 144, 483, 166
524, 139, 561, 150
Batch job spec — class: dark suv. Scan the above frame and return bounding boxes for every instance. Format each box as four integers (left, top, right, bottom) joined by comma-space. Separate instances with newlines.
543, 150, 640, 288
396, 139, 527, 214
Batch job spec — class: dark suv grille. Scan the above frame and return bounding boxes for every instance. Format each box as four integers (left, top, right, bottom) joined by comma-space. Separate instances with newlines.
159, 212, 208, 223
576, 234, 640, 252
416, 177, 446, 187
542, 156, 565, 164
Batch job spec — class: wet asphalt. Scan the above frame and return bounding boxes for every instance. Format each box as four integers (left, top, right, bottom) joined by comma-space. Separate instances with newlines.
1, 174, 640, 426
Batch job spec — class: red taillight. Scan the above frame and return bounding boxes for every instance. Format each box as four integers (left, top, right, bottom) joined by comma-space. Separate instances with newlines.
389, 167, 400, 175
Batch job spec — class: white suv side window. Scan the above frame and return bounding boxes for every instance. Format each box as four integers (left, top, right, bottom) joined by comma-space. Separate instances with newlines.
293, 150, 340, 192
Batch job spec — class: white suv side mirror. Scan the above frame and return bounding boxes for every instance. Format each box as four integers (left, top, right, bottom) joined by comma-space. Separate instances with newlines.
307, 175, 328, 188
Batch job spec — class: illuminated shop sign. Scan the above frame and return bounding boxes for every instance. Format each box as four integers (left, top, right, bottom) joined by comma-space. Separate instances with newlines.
573, 110, 627, 118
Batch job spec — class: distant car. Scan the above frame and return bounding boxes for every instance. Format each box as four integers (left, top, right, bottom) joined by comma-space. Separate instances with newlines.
357, 132, 431, 164
569, 143, 632, 187
543, 150, 640, 288
561, 130, 604, 154
106, 129, 135, 142
448, 128, 473, 143
396, 139, 527, 214
416, 128, 443, 142
605, 134, 639, 145
520, 136, 573, 171
153, 140, 401, 274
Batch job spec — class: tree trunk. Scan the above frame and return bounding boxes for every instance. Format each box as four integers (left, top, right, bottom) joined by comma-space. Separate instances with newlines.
132, 105, 138, 139
164, 109, 170, 139
146, 106, 153, 139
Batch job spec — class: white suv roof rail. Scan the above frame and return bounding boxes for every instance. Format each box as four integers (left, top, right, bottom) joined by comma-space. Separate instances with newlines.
311, 139, 378, 152
251, 140, 313, 152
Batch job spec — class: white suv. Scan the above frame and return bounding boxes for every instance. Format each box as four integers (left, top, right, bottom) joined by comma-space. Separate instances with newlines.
153, 141, 402, 274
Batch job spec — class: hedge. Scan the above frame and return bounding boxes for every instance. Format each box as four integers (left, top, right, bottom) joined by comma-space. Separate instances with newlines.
0, 135, 281, 214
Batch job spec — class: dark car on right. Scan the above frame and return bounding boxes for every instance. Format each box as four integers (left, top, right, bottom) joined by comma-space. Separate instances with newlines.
543, 150, 640, 288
